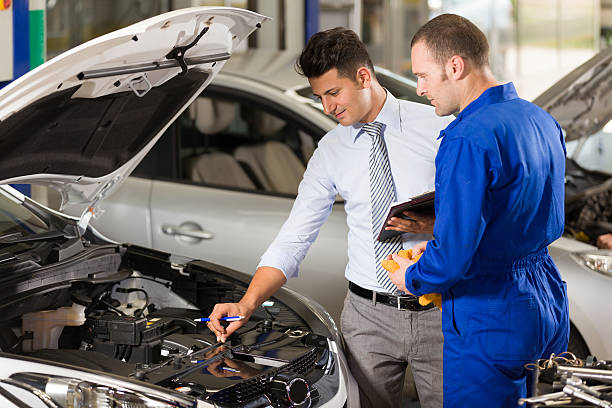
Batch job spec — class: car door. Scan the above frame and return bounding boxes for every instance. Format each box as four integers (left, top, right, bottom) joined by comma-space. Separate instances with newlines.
148, 178, 348, 318
101, 86, 349, 322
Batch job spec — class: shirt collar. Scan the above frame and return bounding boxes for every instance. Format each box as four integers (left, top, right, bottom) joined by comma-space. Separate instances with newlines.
349, 90, 402, 142
438, 82, 518, 139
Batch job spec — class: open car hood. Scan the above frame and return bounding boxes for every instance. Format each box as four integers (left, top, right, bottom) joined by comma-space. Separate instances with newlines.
533, 46, 612, 142
0, 7, 267, 224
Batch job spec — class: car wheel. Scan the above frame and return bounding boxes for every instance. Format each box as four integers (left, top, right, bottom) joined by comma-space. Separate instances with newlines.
568, 323, 590, 359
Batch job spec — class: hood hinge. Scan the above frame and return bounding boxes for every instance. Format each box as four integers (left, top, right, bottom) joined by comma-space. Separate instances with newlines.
77, 175, 121, 233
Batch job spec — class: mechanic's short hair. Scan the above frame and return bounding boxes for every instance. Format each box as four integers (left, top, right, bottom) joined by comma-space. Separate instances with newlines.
411, 14, 490, 68
296, 27, 374, 80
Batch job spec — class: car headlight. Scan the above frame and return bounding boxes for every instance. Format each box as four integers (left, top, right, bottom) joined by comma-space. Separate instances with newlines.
7, 373, 194, 408
570, 250, 612, 276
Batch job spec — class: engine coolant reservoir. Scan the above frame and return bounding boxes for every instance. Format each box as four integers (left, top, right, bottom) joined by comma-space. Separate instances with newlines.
22, 303, 86, 352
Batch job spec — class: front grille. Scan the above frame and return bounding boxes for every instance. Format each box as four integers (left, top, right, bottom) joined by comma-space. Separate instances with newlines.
209, 348, 319, 406
289, 347, 319, 376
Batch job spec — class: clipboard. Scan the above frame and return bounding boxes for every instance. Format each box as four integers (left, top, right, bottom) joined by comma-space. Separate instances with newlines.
377, 191, 435, 242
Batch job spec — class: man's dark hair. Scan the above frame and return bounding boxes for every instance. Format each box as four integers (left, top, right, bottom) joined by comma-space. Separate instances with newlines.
411, 14, 490, 68
296, 27, 374, 80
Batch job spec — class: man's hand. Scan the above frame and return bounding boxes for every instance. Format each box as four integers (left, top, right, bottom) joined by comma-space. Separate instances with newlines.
412, 240, 429, 256
385, 241, 429, 294
208, 302, 253, 343
387, 253, 415, 295
385, 211, 435, 234
207, 266, 287, 343
597, 233, 612, 249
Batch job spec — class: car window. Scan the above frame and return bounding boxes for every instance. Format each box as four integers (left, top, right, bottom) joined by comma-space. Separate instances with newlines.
565, 119, 612, 175
374, 68, 429, 105
0, 193, 48, 237
174, 93, 320, 196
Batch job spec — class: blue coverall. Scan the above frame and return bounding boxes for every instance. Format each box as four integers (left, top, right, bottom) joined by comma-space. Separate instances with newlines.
404, 83, 569, 407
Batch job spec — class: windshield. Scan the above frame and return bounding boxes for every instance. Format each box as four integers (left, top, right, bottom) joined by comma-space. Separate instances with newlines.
0, 191, 48, 239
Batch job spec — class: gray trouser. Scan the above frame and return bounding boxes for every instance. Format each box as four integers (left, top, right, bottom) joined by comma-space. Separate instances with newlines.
341, 289, 443, 408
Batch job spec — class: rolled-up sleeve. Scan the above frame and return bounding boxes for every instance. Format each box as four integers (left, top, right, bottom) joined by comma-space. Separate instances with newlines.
405, 137, 494, 295
258, 145, 337, 279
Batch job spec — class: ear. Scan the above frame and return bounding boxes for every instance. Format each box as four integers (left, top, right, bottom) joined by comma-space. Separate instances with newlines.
446, 55, 466, 80
355, 66, 373, 88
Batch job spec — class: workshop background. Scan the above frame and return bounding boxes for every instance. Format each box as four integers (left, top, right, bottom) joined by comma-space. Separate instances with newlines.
1, 2, 610, 407
2, 0, 609, 198
2, 0, 610, 99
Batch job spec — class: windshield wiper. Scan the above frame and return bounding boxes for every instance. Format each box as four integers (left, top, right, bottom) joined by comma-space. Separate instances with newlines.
0, 230, 66, 245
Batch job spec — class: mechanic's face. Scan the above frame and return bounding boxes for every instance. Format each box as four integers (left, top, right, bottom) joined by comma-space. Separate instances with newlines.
412, 41, 459, 116
309, 68, 374, 126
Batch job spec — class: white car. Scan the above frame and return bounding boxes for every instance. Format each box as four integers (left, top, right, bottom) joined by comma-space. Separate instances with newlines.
0, 8, 356, 408
93, 43, 612, 360
89, 49, 425, 324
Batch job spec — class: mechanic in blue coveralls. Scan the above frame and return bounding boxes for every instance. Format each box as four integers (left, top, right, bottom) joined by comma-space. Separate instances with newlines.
387, 14, 570, 407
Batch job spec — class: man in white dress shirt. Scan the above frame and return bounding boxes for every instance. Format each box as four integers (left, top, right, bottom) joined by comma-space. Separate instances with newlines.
208, 28, 452, 407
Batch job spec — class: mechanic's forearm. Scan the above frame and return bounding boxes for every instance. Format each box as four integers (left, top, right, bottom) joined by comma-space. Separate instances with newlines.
239, 266, 287, 314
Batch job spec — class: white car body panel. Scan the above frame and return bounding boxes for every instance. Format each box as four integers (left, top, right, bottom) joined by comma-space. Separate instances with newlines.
549, 237, 612, 357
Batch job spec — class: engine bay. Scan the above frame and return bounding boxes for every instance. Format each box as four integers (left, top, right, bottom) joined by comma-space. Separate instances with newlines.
0, 244, 336, 407
564, 159, 612, 245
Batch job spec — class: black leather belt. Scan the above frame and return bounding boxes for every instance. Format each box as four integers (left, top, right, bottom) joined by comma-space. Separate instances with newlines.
349, 282, 435, 311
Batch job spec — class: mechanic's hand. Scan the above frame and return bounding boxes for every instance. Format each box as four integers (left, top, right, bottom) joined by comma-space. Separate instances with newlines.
387, 253, 415, 295
385, 211, 435, 234
597, 233, 612, 249
208, 302, 252, 343
411, 240, 429, 257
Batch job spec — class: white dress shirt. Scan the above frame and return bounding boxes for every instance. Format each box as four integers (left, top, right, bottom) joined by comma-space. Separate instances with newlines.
258, 91, 454, 292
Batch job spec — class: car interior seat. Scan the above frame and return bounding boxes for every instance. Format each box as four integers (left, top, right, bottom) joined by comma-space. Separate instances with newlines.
184, 97, 256, 189
189, 96, 235, 135
299, 130, 316, 163
256, 141, 306, 195
234, 111, 306, 195
234, 145, 273, 191
184, 151, 256, 189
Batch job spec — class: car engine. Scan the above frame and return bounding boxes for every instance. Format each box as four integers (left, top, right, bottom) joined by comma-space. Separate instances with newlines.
0, 244, 339, 408
565, 159, 612, 245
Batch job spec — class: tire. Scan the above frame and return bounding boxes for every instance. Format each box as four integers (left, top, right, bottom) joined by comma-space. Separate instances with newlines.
568, 323, 590, 359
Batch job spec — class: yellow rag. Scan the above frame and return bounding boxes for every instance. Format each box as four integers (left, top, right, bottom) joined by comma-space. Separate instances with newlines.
381, 249, 442, 310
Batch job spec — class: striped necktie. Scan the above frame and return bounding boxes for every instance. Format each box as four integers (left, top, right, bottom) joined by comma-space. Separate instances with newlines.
364, 121, 403, 293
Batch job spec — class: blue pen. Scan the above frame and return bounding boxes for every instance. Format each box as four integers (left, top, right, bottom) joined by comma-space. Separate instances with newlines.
193, 316, 245, 322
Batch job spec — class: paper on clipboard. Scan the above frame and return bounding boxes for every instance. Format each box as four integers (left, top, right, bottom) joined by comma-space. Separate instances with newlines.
377, 191, 435, 242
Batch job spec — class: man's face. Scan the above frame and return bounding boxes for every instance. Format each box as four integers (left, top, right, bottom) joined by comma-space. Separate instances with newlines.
309, 68, 373, 126
411, 41, 458, 116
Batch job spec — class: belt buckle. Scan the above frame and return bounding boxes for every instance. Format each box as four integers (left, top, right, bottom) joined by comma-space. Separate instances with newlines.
396, 296, 413, 311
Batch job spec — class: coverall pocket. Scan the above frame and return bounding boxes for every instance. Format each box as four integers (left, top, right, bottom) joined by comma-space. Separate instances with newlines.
484, 296, 540, 361
448, 288, 462, 337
